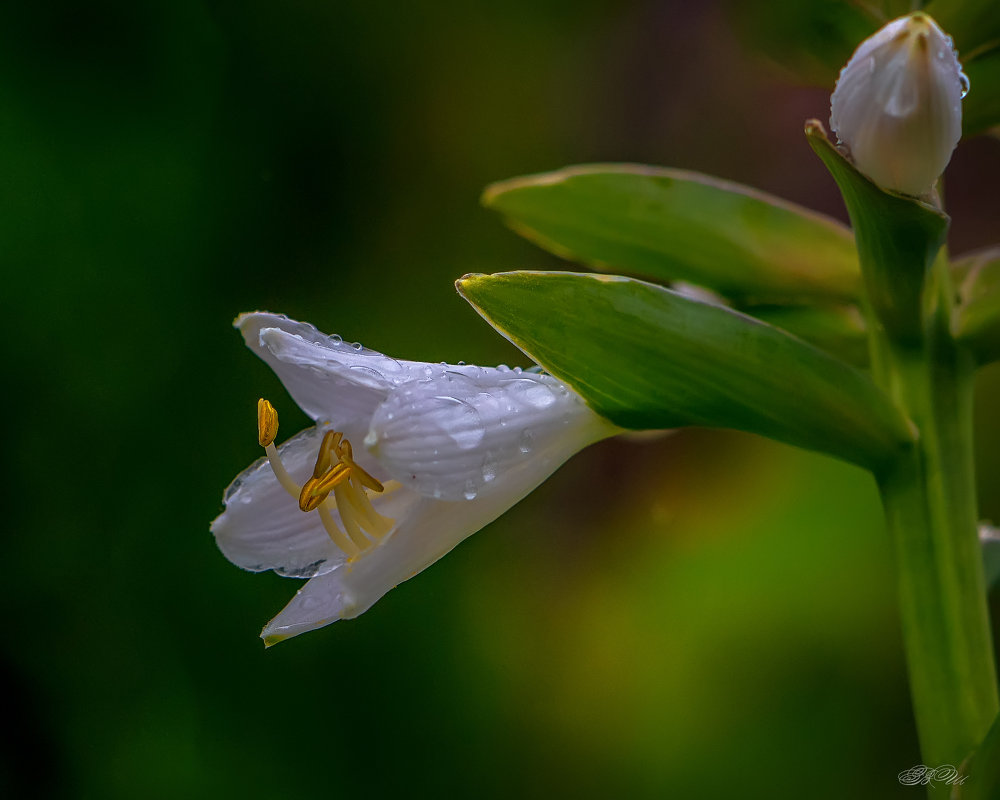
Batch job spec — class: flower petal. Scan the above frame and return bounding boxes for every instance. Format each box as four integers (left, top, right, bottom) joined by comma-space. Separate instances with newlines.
211, 427, 344, 577
237, 312, 412, 430
365, 368, 616, 500
260, 439, 606, 644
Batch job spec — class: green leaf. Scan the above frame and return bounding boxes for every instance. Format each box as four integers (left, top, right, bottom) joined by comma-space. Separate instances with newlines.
746, 303, 869, 366
456, 271, 911, 472
982, 526, 1000, 593
483, 164, 861, 303
806, 121, 950, 341
952, 246, 1000, 362
721, 0, 876, 84
954, 709, 1000, 799
926, 0, 1000, 64
962, 48, 1000, 136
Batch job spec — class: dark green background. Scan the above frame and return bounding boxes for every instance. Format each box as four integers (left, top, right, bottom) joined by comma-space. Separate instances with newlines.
3, 1, 999, 798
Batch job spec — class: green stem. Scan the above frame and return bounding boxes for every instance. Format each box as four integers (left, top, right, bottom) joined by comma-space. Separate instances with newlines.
874, 259, 998, 788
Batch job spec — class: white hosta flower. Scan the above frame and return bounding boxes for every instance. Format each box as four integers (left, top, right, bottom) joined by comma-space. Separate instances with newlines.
211, 312, 618, 645
830, 12, 967, 196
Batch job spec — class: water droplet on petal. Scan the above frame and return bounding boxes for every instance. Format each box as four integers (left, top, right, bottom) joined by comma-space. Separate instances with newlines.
442, 399, 485, 450
331, 334, 343, 344
481, 455, 497, 483
463, 480, 478, 500
351, 341, 363, 351
960, 71, 970, 98
519, 429, 534, 454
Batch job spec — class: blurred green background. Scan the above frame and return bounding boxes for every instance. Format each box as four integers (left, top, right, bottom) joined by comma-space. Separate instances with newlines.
3, 1, 1000, 798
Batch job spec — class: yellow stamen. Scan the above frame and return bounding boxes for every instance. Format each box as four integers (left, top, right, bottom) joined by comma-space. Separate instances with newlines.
312, 430, 343, 478
343, 477, 394, 538
348, 462, 385, 493
255, 413, 398, 557
264, 442, 301, 499
334, 483, 372, 550
336, 441, 385, 492
257, 398, 279, 447
298, 478, 328, 513
312, 462, 352, 495
318, 503, 359, 556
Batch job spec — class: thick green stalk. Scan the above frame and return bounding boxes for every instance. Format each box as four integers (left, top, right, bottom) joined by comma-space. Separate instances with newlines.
806, 116, 997, 793
875, 259, 998, 786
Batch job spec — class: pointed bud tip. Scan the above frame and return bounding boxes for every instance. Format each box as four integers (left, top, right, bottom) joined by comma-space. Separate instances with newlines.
830, 12, 966, 196
804, 119, 826, 137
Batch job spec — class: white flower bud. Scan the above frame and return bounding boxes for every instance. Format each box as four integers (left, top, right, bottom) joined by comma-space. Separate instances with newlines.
830, 12, 968, 197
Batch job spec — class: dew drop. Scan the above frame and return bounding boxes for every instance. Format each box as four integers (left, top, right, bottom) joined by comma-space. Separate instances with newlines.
960, 71, 970, 98
351, 341, 363, 351
519, 429, 534, 454
331, 334, 343, 344
522, 383, 555, 408
481, 457, 497, 483
463, 480, 478, 500
434, 397, 485, 450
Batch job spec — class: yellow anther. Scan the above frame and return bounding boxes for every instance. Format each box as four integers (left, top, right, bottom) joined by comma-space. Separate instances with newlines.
333, 436, 385, 493
257, 398, 279, 447
313, 462, 352, 495
350, 465, 384, 494
298, 478, 328, 513
312, 430, 343, 479
290, 427, 396, 557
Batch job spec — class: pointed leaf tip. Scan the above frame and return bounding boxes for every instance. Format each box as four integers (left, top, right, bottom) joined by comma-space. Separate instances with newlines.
459, 270, 911, 472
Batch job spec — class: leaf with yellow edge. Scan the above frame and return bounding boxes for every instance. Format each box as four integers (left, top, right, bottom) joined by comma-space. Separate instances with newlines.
483, 164, 861, 303
457, 270, 911, 472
